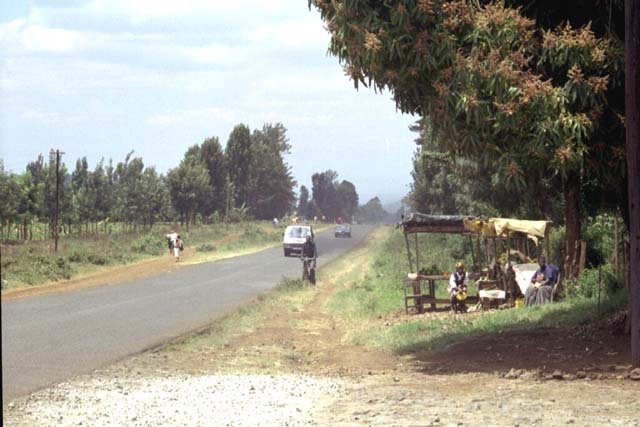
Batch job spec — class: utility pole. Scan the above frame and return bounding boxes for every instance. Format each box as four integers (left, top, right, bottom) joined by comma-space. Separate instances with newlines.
626, 0, 640, 367
225, 178, 234, 222
53, 149, 64, 252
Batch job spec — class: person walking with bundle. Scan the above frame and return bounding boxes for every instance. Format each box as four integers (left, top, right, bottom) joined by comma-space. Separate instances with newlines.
173, 235, 183, 262
166, 231, 178, 255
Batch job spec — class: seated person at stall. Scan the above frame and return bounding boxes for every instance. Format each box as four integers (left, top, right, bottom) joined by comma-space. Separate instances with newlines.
524, 256, 559, 306
448, 261, 469, 313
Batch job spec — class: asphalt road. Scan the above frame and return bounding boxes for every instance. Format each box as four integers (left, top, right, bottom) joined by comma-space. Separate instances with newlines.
2, 225, 372, 400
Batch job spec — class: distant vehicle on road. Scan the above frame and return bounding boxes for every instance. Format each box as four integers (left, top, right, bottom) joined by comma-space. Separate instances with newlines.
283, 225, 314, 257
334, 224, 352, 238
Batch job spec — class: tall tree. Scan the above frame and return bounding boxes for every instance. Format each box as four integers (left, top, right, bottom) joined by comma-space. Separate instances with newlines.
358, 197, 389, 223
311, 170, 340, 220
167, 159, 212, 229
337, 180, 359, 221
625, 0, 639, 367
298, 185, 310, 218
225, 124, 253, 208
247, 124, 296, 219
309, 0, 625, 278
200, 137, 227, 217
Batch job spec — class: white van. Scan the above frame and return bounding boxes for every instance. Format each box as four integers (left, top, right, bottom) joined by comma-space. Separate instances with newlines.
283, 225, 314, 257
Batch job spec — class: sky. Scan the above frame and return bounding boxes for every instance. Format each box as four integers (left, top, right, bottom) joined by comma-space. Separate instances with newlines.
0, 0, 417, 205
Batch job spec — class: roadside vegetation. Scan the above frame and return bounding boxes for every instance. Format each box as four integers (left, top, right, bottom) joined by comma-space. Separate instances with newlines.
0, 221, 286, 291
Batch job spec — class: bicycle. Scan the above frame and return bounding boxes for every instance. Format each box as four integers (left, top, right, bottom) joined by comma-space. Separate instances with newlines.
300, 256, 317, 285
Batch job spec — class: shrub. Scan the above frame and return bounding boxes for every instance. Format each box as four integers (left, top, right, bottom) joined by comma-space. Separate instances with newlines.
67, 251, 87, 263
583, 214, 618, 268
197, 243, 217, 252
86, 253, 109, 265
131, 234, 165, 255
566, 264, 621, 298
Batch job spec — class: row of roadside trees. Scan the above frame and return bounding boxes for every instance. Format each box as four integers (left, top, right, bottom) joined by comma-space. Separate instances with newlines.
296, 170, 359, 222
0, 122, 296, 239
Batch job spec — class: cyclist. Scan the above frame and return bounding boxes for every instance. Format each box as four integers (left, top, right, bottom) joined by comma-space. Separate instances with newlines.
301, 235, 317, 284
302, 235, 317, 259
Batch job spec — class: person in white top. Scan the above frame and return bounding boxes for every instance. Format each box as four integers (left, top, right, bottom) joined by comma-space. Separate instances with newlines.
448, 261, 469, 313
173, 237, 182, 262
166, 231, 178, 255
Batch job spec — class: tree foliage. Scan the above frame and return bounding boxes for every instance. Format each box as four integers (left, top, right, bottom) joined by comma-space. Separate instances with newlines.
0, 121, 299, 239
309, 0, 626, 274
358, 197, 389, 223
309, 170, 360, 221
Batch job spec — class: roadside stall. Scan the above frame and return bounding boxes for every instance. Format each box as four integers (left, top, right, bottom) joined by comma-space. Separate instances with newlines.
400, 213, 553, 313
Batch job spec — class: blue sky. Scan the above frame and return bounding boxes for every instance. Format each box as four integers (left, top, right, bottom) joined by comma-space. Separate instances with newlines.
0, 0, 417, 205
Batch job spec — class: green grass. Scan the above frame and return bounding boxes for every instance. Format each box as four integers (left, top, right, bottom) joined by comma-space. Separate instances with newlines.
0, 221, 286, 290
324, 228, 627, 355
163, 277, 317, 352
326, 230, 474, 320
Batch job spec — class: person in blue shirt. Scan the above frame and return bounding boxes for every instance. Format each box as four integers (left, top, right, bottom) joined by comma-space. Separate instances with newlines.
524, 255, 559, 306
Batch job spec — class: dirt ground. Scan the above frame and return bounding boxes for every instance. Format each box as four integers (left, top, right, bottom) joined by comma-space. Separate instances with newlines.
123, 275, 639, 426
4, 257, 639, 426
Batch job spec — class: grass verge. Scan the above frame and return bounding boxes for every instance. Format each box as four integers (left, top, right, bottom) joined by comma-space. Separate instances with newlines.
162, 226, 382, 354
324, 228, 627, 355
1, 222, 300, 292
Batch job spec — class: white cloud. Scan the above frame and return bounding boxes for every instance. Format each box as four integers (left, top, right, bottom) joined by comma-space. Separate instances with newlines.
0, 19, 88, 53
179, 43, 247, 66
146, 107, 239, 126
21, 109, 86, 123
246, 16, 329, 49
82, 0, 297, 25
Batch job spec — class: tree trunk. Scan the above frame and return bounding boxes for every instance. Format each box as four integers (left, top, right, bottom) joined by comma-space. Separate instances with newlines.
563, 172, 582, 279
626, 0, 640, 367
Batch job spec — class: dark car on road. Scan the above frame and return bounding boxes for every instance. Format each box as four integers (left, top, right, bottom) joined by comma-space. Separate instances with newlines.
334, 224, 352, 238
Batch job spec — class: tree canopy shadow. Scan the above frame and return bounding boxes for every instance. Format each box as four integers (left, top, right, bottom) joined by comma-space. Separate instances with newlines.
394, 299, 631, 377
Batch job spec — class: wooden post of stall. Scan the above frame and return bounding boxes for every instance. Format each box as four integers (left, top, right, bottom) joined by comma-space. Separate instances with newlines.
468, 235, 476, 271
484, 237, 490, 265
544, 227, 551, 261
404, 232, 414, 273
414, 233, 420, 274
429, 278, 436, 311
493, 237, 498, 263
414, 233, 423, 312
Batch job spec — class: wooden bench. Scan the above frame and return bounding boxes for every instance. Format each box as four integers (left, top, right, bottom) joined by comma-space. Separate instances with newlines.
404, 275, 479, 314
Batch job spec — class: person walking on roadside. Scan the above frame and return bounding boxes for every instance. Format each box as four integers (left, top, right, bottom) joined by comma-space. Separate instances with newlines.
173, 236, 183, 262
166, 231, 178, 255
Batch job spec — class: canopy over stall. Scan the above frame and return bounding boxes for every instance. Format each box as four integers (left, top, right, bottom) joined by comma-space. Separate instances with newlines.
401, 213, 477, 235
402, 213, 550, 240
